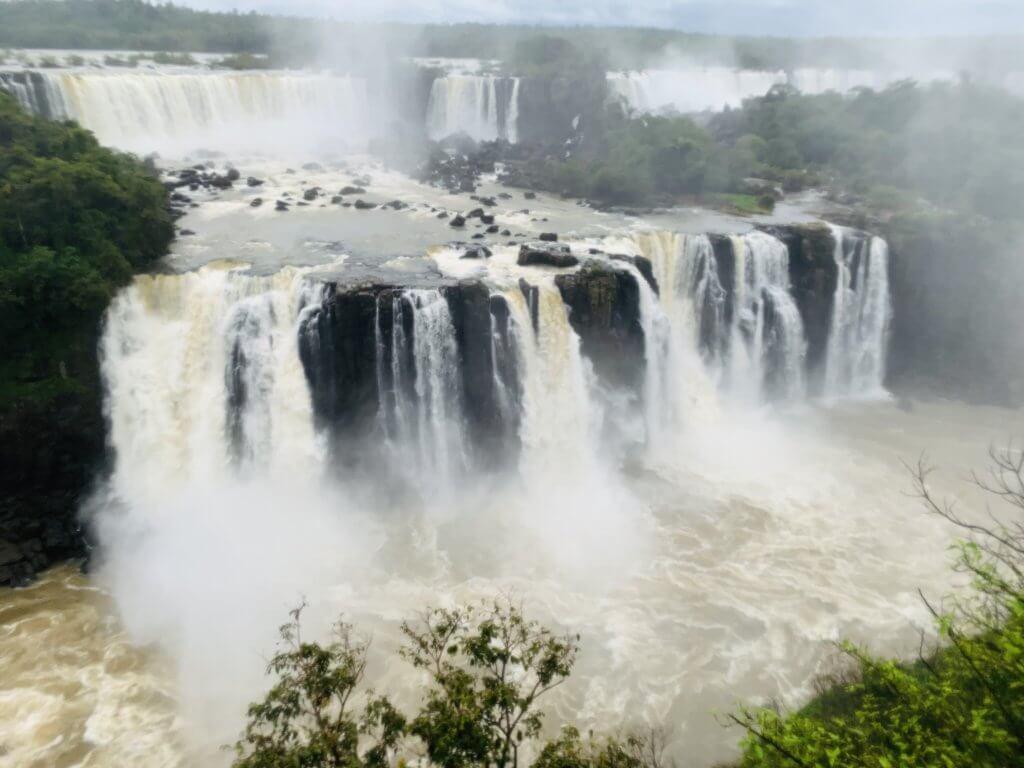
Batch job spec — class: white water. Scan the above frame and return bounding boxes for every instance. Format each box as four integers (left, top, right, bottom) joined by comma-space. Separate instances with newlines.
10, 70, 372, 155
824, 226, 892, 399
426, 74, 520, 142
378, 289, 467, 490
631, 231, 804, 406
725, 232, 806, 402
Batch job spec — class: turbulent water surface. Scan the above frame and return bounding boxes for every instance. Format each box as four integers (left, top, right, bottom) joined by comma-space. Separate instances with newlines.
1, 56, 1023, 768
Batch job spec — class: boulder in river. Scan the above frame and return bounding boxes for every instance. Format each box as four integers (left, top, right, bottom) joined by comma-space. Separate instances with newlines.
517, 242, 579, 268
450, 214, 467, 228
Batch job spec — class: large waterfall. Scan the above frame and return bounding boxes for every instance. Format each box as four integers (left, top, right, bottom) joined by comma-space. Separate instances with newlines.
101, 265, 325, 503
1, 70, 372, 154
632, 230, 806, 405
426, 75, 521, 142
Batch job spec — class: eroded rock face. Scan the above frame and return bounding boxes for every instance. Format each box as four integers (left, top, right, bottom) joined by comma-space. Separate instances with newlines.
555, 260, 645, 392
297, 280, 522, 473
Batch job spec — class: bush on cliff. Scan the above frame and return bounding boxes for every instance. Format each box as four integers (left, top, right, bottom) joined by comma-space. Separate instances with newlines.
732, 447, 1024, 767
0, 89, 172, 403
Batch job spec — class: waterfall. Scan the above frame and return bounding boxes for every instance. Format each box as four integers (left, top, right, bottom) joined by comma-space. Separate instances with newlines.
376, 289, 467, 488
608, 67, 786, 114
3, 70, 372, 155
824, 226, 892, 398
725, 232, 806, 401
607, 67, 957, 115
502, 281, 597, 475
425, 75, 520, 142
100, 265, 323, 503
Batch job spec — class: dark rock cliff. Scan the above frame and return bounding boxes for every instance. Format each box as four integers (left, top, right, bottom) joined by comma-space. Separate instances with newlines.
555, 260, 646, 392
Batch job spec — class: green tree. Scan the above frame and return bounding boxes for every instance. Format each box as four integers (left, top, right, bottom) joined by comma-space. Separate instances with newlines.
400, 599, 580, 768
233, 604, 406, 768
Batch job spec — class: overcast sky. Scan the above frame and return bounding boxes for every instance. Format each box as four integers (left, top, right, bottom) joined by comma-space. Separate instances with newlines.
165, 0, 1024, 37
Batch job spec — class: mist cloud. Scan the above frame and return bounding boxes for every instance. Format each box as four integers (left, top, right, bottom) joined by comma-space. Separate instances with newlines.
160, 0, 1024, 37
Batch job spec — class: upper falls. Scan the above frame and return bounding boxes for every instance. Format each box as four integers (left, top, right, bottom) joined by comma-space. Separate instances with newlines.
425, 75, 521, 143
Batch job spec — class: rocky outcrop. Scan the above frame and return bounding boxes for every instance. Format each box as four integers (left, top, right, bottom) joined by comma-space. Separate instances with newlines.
0, 337, 102, 586
555, 260, 645, 392
518, 242, 579, 268
297, 280, 522, 473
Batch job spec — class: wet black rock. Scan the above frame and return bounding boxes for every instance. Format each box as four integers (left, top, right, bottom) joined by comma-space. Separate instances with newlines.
330, 195, 343, 204
539, 232, 558, 242
247, 176, 264, 187
609, 254, 659, 295
471, 233, 485, 239
179, 228, 196, 236
303, 188, 320, 201
340, 186, 366, 195
275, 201, 289, 212
524, 191, 537, 199
209, 174, 233, 190
517, 242, 578, 268
486, 224, 499, 234
250, 198, 263, 208
353, 199, 375, 210
437, 212, 449, 219
225, 167, 241, 182
385, 200, 409, 211
467, 208, 485, 219
480, 214, 495, 225
450, 214, 467, 228
555, 259, 645, 392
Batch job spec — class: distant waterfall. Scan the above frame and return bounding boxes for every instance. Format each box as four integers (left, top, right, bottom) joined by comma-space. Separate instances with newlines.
101, 266, 323, 502
376, 289, 467, 487
1, 70, 372, 154
608, 68, 786, 114
608, 67, 957, 115
426, 75, 521, 142
824, 226, 892, 398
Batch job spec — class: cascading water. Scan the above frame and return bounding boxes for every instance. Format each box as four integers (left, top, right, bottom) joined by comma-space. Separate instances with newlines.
101, 265, 324, 499
3, 70, 372, 154
724, 232, 806, 401
824, 225, 892, 398
376, 289, 467, 489
425, 75, 520, 142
